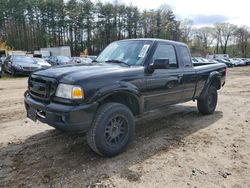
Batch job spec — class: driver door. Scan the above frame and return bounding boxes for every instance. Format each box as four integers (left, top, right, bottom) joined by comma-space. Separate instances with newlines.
144, 43, 184, 111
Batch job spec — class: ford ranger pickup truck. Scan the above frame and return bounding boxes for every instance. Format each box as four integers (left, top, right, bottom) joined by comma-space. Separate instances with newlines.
24, 39, 226, 156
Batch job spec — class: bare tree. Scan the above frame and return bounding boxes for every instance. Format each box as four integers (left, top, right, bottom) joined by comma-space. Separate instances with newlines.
198, 27, 215, 49
235, 26, 250, 57
180, 18, 193, 44
214, 23, 237, 54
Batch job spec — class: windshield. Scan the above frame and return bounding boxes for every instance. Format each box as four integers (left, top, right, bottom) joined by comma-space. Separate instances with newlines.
96, 40, 152, 66
13, 56, 35, 64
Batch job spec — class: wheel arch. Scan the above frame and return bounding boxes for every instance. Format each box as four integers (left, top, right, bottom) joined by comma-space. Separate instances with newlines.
199, 71, 221, 99
97, 91, 142, 116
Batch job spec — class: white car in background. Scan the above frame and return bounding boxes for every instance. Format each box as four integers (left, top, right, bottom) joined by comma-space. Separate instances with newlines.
34, 58, 51, 69
232, 58, 246, 66
229, 59, 242, 66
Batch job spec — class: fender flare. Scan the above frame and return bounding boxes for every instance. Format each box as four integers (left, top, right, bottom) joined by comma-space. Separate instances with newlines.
199, 71, 221, 99
89, 82, 143, 114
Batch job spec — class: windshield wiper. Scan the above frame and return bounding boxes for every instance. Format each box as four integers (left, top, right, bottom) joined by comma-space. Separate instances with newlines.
105, 59, 130, 67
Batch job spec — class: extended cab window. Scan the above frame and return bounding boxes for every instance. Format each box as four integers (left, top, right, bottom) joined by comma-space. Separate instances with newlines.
153, 44, 178, 68
180, 46, 192, 67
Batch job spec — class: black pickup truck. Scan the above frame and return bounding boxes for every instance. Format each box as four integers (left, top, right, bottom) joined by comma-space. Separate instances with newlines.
24, 39, 226, 156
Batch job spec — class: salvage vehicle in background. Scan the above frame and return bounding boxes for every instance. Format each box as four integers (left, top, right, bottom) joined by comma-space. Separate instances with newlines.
47, 56, 71, 66
24, 39, 226, 157
69, 57, 92, 64
2, 55, 41, 76
33, 58, 51, 69
214, 58, 233, 67
240, 58, 250, 65
232, 58, 247, 66
87, 55, 97, 60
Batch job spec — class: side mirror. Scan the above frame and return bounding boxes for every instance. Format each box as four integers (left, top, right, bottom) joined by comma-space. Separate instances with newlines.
150, 58, 170, 69
76, 59, 81, 64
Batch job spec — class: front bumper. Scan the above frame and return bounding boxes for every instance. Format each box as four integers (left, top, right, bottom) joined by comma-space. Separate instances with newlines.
15, 69, 34, 75
24, 92, 98, 132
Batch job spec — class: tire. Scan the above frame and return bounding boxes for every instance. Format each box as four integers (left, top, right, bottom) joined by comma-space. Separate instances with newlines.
197, 86, 217, 115
87, 102, 135, 157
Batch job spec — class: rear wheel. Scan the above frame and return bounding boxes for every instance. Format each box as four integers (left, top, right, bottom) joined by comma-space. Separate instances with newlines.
87, 102, 135, 157
197, 86, 217, 115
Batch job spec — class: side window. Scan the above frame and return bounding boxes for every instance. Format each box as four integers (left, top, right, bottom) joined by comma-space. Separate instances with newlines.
180, 46, 192, 67
153, 44, 178, 68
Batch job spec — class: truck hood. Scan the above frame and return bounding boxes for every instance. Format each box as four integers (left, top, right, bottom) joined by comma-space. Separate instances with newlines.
33, 63, 137, 83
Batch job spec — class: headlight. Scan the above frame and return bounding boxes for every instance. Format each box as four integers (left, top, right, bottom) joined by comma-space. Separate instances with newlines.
55, 84, 84, 99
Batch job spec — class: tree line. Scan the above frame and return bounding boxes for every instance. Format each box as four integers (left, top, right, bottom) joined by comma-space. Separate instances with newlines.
0, 0, 249, 57
182, 20, 250, 57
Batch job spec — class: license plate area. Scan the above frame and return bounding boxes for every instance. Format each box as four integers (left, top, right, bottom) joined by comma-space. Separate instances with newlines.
27, 107, 37, 122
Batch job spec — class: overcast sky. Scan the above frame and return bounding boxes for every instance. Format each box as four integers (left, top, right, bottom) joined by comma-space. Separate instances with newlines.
98, 0, 249, 27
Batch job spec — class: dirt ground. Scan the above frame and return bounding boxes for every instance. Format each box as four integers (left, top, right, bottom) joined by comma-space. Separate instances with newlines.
0, 67, 250, 188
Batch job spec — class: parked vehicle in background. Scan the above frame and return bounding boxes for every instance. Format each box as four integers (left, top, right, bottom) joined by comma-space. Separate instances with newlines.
2, 55, 41, 76
192, 58, 199, 63
197, 57, 210, 63
229, 58, 242, 66
33, 58, 51, 69
192, 57, 203, 63
208, 59, 220, 64
207, 54, 229, 59
34, 50, 50, 58
25, 38, 226, 157
214, 58, 233, 67
192, 57, 210, 64
47, 56, 71, 66
232, 58, 247, 66
87, 55, 97, 60
41, 46, 71, 57
69, 57, 92, 64
240, 58, 250, 65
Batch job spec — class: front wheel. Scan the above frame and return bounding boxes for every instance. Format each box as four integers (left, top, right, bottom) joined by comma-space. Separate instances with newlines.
87, 102, 135, 157
197, 86, 218, 115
